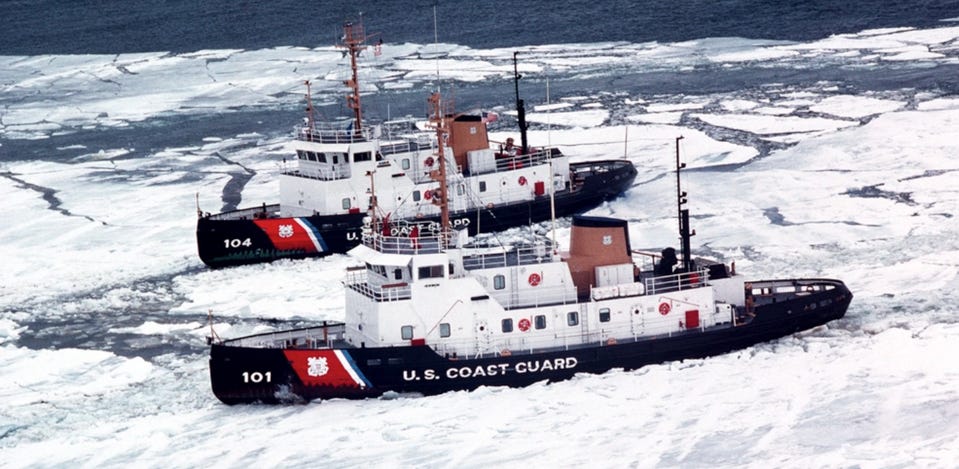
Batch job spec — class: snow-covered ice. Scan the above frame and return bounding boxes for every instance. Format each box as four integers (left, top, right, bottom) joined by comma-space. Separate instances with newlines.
2, 22, 959, 468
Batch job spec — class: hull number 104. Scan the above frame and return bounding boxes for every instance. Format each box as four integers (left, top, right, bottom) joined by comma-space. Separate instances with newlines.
224, 238, 253, 248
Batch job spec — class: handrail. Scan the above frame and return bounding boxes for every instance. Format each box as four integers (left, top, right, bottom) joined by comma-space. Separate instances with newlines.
363, 232, 452, 254
344, 270, 412, 302
644, 269, 710, 295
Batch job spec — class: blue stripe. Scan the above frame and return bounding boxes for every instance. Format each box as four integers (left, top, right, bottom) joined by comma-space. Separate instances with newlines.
298, 218, 328, 252
341, 350, 373, 388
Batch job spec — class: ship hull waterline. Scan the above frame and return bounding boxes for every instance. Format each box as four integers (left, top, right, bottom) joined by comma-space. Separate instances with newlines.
197, 160, 636, 268
209, 279, 851, 404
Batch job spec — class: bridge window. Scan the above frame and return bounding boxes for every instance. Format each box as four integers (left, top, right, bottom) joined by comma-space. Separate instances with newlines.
479, 181, 487, 192
402, 159, 411, 170
567, 312, 579, 326
342, 198, 351, 210
393, 268, 403, 280
401, 325, 413, 340
501, 318, 513, 333
439, 323, 451, 338
493, 274, 506, 290
353, 151, 372, 163
534, 315, 546, 330
317, 153, 327, 163
599, 308, 611, 322
332, 154, 339, 164
413, 191, 421, 202
418, 265, 444, 279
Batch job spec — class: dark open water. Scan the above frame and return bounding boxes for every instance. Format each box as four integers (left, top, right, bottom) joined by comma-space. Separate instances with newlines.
3, 0, 959, 54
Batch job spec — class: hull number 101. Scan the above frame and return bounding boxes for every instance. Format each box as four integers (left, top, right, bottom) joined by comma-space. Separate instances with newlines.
242, 371, 272, 383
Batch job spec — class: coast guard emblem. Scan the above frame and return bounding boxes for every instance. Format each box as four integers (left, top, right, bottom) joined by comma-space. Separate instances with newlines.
278, 224, 295, 238
602, 235, 612, 245
307, 356, 329, 377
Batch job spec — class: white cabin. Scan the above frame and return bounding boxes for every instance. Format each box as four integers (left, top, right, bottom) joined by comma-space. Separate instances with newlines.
343, 216, 747, 358
278, 116, 572, 223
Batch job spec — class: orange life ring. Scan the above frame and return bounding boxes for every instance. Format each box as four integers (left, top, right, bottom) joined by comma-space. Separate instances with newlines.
528, 273, 541, 286
518, 176, 527, 186
658, 302, 671, 315
424, 156, 435, 167
518, 318, 531, 332
424, 189, 432, 200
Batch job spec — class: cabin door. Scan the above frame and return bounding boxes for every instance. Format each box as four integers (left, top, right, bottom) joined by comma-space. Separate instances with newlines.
629, 303, 645, 338
473, 318, 493, 357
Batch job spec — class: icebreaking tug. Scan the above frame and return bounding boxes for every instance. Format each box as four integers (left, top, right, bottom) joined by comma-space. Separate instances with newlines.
196, 21, 636, 268
208, 92, 853, 404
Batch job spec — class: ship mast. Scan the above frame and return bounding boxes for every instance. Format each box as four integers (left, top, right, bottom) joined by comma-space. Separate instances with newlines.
427, 92, 451, 242
513, 52, 529, 154
675, 136, 694, 272
304, 80, 315, 131
339, 21, 369, 133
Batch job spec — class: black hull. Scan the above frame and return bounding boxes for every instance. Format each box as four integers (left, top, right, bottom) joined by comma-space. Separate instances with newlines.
196, 160, 636, 268
209, 279, 852, 404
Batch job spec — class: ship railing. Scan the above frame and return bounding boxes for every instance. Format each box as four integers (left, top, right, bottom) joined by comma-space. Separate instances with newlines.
572, 159, 632, 176
434, 320, 654, 358
746, 278, 842, 306
487, 284, 577, 310
378, 134, 437, 158
489, 147, 556, 173
202, 203, 281, 220
643, 269, 710, 295
295, 123, 372, 144
430, 309, 734, 359
344, 270, 413, 302
281, 165, 352, 181
226, 323, 347, 349
363, 232, 452, 254
462, 243, 555, 270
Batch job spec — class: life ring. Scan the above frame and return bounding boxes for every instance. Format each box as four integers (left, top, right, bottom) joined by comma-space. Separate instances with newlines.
518, 176, 527, 186
500, 349, 512, 357
658, 302, 671, 315
424, 156, 435, 167
607, 337, 617, 346
689, 272, 700, 285
518, 318, 531, 332
528, 273, 541, 286
424, 189, 432, 200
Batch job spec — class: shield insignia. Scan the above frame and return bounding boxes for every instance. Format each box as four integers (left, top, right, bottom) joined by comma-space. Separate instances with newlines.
278, 224, 295, 238
307, 356, 330, 377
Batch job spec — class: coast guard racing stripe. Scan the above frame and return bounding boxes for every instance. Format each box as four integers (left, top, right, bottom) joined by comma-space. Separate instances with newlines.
283, 349, 372, 388
253, 218, 327, 253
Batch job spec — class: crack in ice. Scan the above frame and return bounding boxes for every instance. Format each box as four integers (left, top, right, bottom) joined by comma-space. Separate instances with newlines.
0, 171, 108, 225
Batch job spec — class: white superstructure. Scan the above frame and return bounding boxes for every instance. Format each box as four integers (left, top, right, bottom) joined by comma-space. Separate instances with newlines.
343, 217, 748, 358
